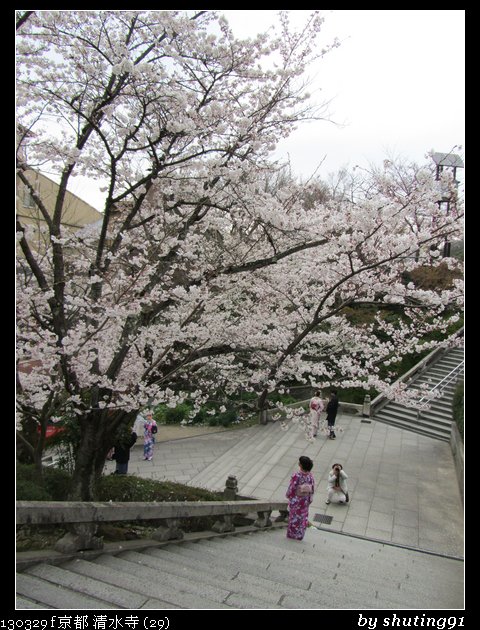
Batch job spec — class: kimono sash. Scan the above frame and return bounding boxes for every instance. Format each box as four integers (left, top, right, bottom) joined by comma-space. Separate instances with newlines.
296, 483, 313, 496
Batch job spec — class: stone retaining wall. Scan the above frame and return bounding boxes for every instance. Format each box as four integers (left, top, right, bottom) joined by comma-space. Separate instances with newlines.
450, 422, 464, 505
17, 498, 289, 553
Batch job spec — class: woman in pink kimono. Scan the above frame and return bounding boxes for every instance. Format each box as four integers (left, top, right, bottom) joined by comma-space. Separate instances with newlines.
286, 456, 315, 540
143, 412, 157, 461
309, 390, 324, 438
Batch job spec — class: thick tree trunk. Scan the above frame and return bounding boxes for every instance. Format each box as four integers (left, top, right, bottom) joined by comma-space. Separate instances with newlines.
68, 409, 135, 500
258, 389, 269, 424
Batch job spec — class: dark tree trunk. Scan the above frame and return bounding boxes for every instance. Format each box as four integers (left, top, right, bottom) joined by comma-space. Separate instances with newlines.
68, 409, 136, 500
257, 388, 270, 424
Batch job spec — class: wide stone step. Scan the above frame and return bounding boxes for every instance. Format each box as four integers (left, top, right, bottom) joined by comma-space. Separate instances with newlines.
62, 556, 184, 609
188, 424, 270, 490
375, 402, 452, 422
189, 421, 299, 493
24, 561, 153, 609
414, 377, 458, 391
16, 571, 115, 609
372, 344, 462, 440
409, 380, 456, 394
374, 415, 451, 438
92, 553, 236, 608
16, 527, 463, 609
15, 595, 52, 609
414, 370, 460, 385
372, 414, 450, 441
379, 404, 453, 427
414, 376, 460, 392
373, 406, 452, 437
221, 533, 460, 604
437, 362, 463, 371
189, 534, 416, 592
160, 537, 318, 595
163, 541, 302, 606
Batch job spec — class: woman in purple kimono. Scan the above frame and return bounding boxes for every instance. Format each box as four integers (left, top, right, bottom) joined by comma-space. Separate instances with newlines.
286, 456, 315, 540
143, 412, 157, 461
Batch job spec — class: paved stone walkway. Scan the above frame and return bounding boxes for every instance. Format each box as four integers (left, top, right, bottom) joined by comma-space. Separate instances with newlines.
104, 413, 464, 558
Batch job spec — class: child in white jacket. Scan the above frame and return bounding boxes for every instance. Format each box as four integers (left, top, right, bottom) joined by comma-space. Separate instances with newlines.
326, 463, 349, 504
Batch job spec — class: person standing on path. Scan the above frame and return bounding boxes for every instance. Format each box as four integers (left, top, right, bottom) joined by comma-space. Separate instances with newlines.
326, 389, 339, 439
286, 455, 315, 540
143, 411, 158, 461
308, 390, 324, 438
112, 425, 138, 474
133, 411, 146, 438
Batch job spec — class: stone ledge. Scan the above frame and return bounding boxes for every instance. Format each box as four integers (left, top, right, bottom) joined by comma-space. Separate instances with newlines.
17, 499, 288, 525
16, 521, 287, 572
450, 422, 464, 505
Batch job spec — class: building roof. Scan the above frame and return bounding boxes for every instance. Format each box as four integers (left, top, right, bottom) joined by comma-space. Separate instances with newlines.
431, 152, 464, 168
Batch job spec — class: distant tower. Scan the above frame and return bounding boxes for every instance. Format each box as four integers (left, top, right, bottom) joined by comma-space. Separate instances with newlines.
431, 152, 464, 257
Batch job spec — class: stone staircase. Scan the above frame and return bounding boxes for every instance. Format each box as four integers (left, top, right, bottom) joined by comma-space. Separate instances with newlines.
188, 418, 301, 496
372, 346, 464, 441
16, 526, 464, 609
16, 342, 465, 610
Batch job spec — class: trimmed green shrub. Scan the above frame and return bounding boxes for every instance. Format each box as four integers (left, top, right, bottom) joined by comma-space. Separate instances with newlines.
16, 479, 52, 501
17, 462, 225, 504
16, 464, 72, 500
43, 467, 73, 499
16, 470, 229, 549
217, 409, 238, 427
163, 403, 191, 425
96, 475, 223, 503
156, 400, 242, 427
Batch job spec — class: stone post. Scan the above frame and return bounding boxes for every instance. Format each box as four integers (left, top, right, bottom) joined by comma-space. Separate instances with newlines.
223, 475, 238, 501
362, 394, 371, 418
212, 514, 236, 533
275, 509, 289, 523
54, 522, 103, 553
254, 509, 272, 528
152, 518, 184, 541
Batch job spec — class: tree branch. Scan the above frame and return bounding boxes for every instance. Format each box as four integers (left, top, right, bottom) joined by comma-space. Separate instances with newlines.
16, 11, 34, 30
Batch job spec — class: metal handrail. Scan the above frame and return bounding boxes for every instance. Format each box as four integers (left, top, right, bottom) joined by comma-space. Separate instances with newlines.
370, 327, 464, 415
417, 360, 464, 408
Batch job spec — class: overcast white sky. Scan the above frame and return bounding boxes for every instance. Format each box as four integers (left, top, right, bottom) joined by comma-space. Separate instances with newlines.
222, 10, 465, 175
69, 9, 465, 210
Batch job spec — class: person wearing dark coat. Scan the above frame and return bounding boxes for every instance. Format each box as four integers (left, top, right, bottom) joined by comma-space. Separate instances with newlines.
326, 389, 339, 439
112, 428, 137, 474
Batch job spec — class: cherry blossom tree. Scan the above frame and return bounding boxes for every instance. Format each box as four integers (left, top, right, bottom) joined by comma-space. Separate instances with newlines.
16, 10, 463, 500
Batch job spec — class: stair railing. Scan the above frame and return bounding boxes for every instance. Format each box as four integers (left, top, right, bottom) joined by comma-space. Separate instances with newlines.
415, 360, 464, 419
16, 498, 289, 556
370, 327, 464, 417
